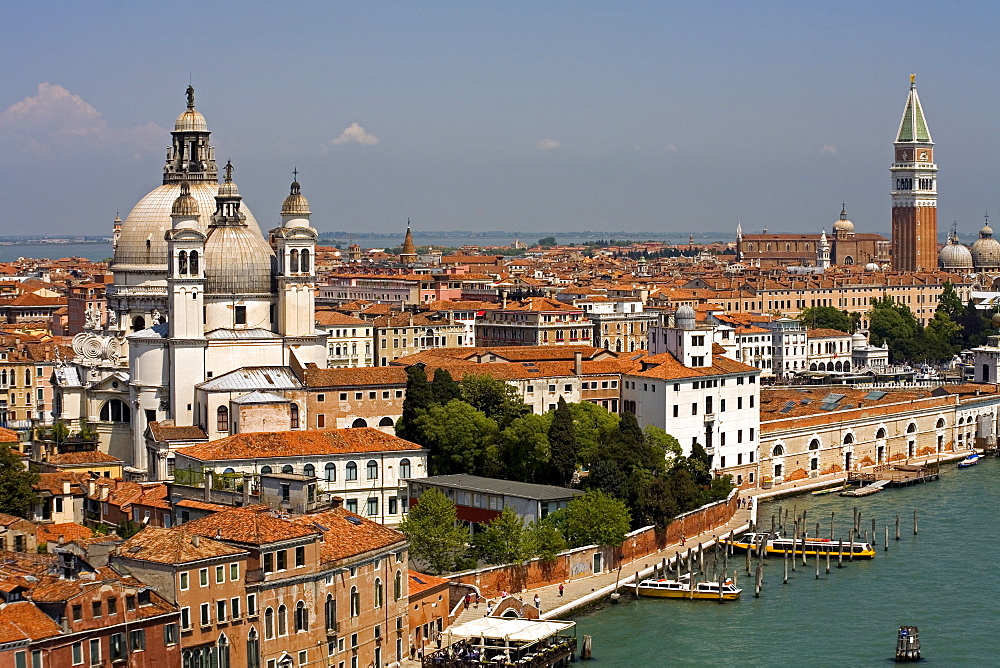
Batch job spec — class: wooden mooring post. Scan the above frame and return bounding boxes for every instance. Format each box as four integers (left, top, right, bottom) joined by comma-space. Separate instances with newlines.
754, 564, 763, 598
783, 549, 788, 583
896, 514, 901, 541
830, 511, 835, 540
894, 626, 920, 662
913, 509, 918, 535
826, 544, 831, 573
581, 635, 593, 660
837, 540, 843, 568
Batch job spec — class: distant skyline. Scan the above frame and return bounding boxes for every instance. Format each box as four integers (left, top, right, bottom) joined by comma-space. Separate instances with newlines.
1, 1, 996, 238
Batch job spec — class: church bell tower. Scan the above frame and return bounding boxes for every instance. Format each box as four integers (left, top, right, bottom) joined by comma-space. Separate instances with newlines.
890, 75, 937, 272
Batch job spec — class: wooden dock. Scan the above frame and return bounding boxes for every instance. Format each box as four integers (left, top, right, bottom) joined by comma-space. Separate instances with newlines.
847, 463, 939, 489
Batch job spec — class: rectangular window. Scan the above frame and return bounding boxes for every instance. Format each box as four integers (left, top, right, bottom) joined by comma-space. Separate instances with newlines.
93, 600, 102, 618
317, 393, 326, 402
235, 305, 247, 325
216, 565, 225, 584
672, 405, 678, 417
389, 497, 397, 515
230, 563, 239, 581
263, 552, 273, 573
217, 600, 227, 622
738, 430, 743, 443
89, 640, 101, 666
276, 549, 287, 571
317, 414, 326, 428
181, 607, 191, 630
231, 597, 241, 619
296, 546, 305, 567
247, 594, 257, 616
14, 652, 24, 668
750, 428, 755, 441
199, 568, 208, 587
200, 602, 210, 626
564, 384, 572, 392
346, 498, 357, 513
164, 623, 178, 646
692, 403, 697, 415
72, 642, 84, 665
179, 572, 189, 591
72, 605, 82, 622
109, 633, 125, 661
339, 393, 347, 400
367, 497, 379, 516
129, 629, 145, 652
298, 650, 308, 665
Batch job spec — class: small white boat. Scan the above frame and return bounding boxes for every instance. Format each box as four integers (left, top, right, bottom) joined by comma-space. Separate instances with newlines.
958, 453, 980, 468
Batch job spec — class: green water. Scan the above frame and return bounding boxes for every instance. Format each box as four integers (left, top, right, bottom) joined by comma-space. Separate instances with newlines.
573, 459, 997, 666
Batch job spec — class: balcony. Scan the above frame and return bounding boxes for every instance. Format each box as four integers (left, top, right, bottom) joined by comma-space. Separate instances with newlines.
703, 414, 716, 424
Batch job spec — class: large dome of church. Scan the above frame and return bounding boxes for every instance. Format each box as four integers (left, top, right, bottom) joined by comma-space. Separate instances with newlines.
832, 206, 854, 234
113, 182, 262, 268
971, 223, 1000, 270
939, 235, 973, 271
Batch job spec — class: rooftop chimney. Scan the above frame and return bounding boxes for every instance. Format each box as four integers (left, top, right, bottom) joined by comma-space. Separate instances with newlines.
574, 350, 583, 376
191, 535, 200, 547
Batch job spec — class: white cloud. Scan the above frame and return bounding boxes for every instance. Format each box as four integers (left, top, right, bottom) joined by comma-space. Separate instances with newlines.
820, 144, 838, 155
664, 143, 678, 153
331, 122, 379, 146
536, 138, 560, 150
0, 83, 163, 157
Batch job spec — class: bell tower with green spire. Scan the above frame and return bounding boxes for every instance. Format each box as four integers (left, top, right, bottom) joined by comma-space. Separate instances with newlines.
891, 74, 937, 272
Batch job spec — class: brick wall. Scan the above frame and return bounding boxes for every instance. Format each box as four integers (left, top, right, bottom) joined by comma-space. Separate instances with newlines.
449, 490, 739, 599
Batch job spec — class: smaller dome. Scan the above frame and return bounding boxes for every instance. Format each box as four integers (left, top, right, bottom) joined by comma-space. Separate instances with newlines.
852, 332, 867, 346
864, 262, 880, 272
833, 207, 854, 233
175, 108, 207, 132
281, 181, 311, 217
938, 240, 973, 270
992, 313, 1000, 328
675, 305, 696, 329
171, 182, 199, 217
971, 223, 1000, 269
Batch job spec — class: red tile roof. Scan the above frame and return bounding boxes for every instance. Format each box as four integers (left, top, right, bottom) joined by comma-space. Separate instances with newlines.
117, 526, 248, 564
291, 508, 405, 563
176, 427, 423, 462
35, 522, 92, 544
46, 450, 123, 465
0, 601, 62, 642
182, 505, 320, 546
408, 569, 449, 597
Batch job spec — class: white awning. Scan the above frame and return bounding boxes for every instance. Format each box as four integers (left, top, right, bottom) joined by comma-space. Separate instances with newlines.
447, 618, 575, 643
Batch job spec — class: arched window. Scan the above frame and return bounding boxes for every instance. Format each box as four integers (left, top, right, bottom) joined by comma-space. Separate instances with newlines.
217, 634, 230, 668
399, 458, 411, 479
189, 250, 199, 274
378, 416, 394, 428
247, 629, 260, 668
290, 403, 299, 429
394, 570, 403, 601
132, 316, 145, 332
936, 417, 945, 429
352, 418, 367, 428
300, 249, 310, 274
281, 464, 293, 474
350, 586, 360, 617
367, 460, 378, 480
906, 423, 917, 434
223, 467, 235, 474
260, 465, 272, 475
0, 370, 6, 386
324, 463, 336, 481
325, 595, 336, 631
875, 427, 886, 440
289, 249, 299, 274
264, 608, 274, 640
294, 601, 308, 632
99, 399, 131, 423
346, 462, 357, 481
374, 578, 383, 609
217, 406, 229, 432
178, 250, 188, 275
843, 433, 854, 445
303, 463, 315, 478
772, 444, 784, 457
808, 439, 820, 450
277, 605, 287, 636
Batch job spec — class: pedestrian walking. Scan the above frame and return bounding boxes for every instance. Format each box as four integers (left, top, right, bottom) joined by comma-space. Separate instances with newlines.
680, 532, 686, 546
534, 594, 541, 612
486, 601, 493, 616
464, 593, 471, 610
558, 583, 564, 597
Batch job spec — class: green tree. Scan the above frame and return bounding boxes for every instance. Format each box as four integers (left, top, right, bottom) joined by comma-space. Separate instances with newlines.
116, 518, 141, 539
537, 236, 556, 248
923, 311, 961, 362
688, 442, 713, 485
567, 402, 619, 467
0, 445, 38, 518
490, 413, 551, 482
642, 426, 682, 465
417, 400, 498, 475
470, 506, 536, 565
460, 374, 529, 429
634, 477, 679, 528
664, 465, 703, 512
50, 421, 69, 444
868, 295, 919, 362
798, 306, 852, 333
559, 490, 631, 547
597, 412, 662, 473
430, 368, 462, 405
529, 519, 568, 562
936, 281, 965, 322
396, 365, 433, 443
399, 488, 468, 574
547, 397, 577, 486
584, 460, 628, 499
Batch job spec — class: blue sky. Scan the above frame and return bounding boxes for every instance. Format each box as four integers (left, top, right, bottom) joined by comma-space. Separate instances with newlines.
1, 1, 996, 239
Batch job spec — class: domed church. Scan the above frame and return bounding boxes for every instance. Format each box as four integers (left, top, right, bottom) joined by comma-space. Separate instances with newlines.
54, 87, 327, 474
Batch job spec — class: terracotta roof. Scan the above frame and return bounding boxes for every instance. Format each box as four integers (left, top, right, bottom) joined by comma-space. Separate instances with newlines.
148, 421, 208, 442
290, 508, 405, 563
806, 328, 851, 338
0, 601, 62, 643
315, 311, 371, 327
117, 526, 247, 564
46, 450, 123, 465
408, 569, 450, 597
0, 427, 18, 443
0, 513, 28, 528
172, 499, 235, 512
177, 427, 423, 461
35, 522, 92, 544
33, 472, 88, 496
302, 365, 407, 388
632, 351, 758, 381
182, 505, 320, 546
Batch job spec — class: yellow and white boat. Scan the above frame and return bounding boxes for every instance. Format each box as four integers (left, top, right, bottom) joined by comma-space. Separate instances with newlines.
720, 531, 876, 559
635, 575, 742, 600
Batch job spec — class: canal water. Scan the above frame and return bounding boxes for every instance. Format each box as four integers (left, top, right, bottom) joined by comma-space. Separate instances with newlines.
573, 459, 997, 665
